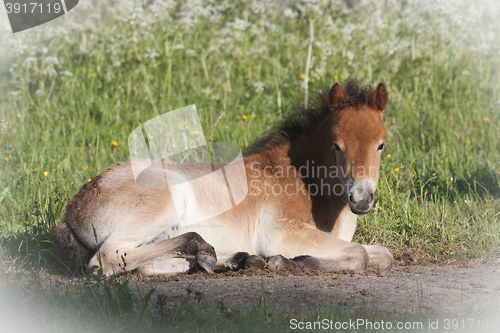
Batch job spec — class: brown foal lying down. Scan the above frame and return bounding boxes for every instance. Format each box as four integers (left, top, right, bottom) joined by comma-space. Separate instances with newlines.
53, 79, 393, 276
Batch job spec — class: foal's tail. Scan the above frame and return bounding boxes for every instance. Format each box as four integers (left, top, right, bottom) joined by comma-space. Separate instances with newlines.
52, 222, 94, 275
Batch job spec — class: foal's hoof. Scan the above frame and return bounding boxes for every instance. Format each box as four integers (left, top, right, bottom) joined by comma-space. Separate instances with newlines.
349, 269, 364, 275
244, 255, 267, 269
196, 254, 216, 273
268, 255, 298, 272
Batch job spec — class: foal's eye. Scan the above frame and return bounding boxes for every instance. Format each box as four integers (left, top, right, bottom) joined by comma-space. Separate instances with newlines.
333, 143, 342, 152
377, 143, 385, 151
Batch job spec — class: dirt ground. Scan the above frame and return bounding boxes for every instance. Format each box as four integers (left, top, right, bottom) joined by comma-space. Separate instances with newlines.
117, 260, 500, 313
4, 258, 500, 314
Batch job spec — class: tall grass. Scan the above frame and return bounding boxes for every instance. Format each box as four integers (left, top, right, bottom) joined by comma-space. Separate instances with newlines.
0, 0, 499, 266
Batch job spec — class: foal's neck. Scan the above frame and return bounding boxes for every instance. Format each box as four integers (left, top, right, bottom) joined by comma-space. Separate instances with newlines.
286, 114, 352, 233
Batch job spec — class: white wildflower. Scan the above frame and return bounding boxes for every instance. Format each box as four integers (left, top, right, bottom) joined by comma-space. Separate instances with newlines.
232, 47, 243, 57
186, 49, 197, 56
249, 23, 262, 36
249, 0, 268, 14
232, 17, 250, 31
346, 50, 355, 63
144, 47, 159, 58
311, 67, 324, 81
282, 7, 298, 18
295, 0, 323, 17
43, 66, 57, 76
207, 46, 218, 53
59, 71, 73, 76
259, 20, 279, 33
253, 82, 266, 92
11, 40, 28, 56
173, 44, 184, 50
22, 57, 38, 67
35, 90, 44, 98
44, 56, 59, 65
248, 45, 268, 55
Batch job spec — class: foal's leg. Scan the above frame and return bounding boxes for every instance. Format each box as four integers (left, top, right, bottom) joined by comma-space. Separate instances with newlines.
259, 224, 370, 272
362, 244, 393, 270
135, 258, 196, 276
215, 252, 267, 272
89, 232, 216, 276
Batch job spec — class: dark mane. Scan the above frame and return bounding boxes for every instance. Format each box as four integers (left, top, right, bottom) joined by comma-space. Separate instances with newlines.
244, 79, 374, 155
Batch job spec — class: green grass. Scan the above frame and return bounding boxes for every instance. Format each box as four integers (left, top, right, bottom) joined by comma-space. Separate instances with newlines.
0, 0, 500, 330
1, 0, 499, 264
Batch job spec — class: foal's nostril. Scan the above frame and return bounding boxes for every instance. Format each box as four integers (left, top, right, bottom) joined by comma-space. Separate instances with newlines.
368, 192, 374, 204
349, 193, 356, 204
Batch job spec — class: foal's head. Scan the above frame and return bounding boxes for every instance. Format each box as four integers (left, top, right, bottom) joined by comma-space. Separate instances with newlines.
329, 82, 388, 214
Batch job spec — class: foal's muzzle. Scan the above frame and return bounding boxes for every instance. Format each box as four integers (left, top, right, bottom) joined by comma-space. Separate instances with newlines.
347, 180, 375, 215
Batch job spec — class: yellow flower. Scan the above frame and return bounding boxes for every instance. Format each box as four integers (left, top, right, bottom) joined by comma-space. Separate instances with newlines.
112, 141, 119, 147
88, 178, 92, 182
412, 174, 415, 177
483, 116, 490, 123
4, 157, 9, 162
132, 133, 137, 140
387, 154, 391, 158
402, 165, 404, 168
194, 131, 200, 136
83, 165, 89, 170
148, 133, 154, 139
334, 76, 338, 80
43, 171, 48, 177
242, 115, 247, 120
300, 73, 305, 80
90, 73, 97, 78
394, 168, 400, 172
226, 88, 232, 93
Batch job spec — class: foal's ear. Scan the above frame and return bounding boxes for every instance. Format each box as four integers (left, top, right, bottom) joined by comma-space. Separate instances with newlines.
328, 83, 346, 112
369, 83, 388, 111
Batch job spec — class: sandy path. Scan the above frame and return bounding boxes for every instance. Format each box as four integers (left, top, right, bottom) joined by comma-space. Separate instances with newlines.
129, 265, 500, 313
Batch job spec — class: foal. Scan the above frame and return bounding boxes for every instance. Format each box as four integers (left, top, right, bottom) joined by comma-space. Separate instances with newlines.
53, 80, 393, 275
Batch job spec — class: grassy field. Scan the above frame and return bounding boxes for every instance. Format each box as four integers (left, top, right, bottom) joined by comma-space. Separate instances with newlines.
0, 0, 500, 331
